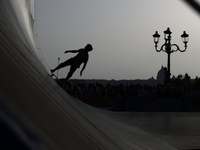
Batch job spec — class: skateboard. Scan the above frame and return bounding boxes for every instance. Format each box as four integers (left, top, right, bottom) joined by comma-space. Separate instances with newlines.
50, 72, 58, 80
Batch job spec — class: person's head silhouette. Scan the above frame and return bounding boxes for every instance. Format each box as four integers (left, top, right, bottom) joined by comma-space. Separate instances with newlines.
85, 44, 93, 51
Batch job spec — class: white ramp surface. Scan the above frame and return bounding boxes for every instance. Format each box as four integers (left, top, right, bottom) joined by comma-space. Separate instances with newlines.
0, 0, 200, 150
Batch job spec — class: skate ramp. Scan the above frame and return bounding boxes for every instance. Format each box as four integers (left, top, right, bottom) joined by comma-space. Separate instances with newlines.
0, 0, 200, 149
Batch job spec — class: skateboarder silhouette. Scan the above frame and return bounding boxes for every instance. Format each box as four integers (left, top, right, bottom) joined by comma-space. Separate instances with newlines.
51, 44, 93, 81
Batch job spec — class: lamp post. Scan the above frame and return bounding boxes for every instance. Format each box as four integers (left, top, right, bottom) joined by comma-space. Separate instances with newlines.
153, 27, 189, 83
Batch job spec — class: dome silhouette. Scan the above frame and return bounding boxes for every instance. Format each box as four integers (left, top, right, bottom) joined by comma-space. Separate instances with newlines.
157, 66, 165, 83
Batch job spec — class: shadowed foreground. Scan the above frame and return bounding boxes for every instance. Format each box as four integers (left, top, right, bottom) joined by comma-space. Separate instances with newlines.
0, 0, 200, 149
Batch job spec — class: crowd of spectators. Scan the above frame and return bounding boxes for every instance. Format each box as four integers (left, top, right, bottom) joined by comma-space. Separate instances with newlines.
61, 81, 200, 100
53, 80, 200, 111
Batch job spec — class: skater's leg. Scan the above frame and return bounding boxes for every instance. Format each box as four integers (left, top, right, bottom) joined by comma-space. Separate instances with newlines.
66, 66, 77, 81
51, 59, 71, 73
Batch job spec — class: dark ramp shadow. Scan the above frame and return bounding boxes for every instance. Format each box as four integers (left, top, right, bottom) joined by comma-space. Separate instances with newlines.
183, 0, 200, 16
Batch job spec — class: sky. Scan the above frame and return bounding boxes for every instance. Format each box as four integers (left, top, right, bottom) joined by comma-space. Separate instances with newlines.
35, 0, 200, 80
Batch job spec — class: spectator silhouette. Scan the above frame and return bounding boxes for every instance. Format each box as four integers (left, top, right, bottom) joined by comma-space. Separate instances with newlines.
51, 44, 93, 81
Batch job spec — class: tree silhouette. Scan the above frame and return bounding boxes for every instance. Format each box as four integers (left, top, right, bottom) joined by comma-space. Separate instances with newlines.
171, 73, 191, 87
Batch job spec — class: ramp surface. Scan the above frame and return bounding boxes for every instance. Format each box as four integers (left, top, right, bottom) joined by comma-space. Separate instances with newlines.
0, 0, 200, 149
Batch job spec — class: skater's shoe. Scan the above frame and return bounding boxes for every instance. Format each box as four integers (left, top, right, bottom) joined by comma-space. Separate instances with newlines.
50, 69, 54, 74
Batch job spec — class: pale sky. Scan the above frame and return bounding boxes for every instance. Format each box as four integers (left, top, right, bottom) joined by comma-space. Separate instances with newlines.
35, 0, 200, 80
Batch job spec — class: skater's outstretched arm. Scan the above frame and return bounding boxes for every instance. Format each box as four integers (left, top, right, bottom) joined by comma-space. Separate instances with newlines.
64, 49, 81, 54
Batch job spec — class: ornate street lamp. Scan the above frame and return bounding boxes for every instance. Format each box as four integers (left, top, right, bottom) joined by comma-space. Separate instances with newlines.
153, 27, 189, 83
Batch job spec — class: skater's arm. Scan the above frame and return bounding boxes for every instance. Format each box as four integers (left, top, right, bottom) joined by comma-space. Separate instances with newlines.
80, 61, 88, 76
64, 49, 81, 54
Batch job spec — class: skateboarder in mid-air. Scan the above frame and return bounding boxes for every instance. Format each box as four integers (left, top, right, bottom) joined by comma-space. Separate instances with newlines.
51, 44, 93, 81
